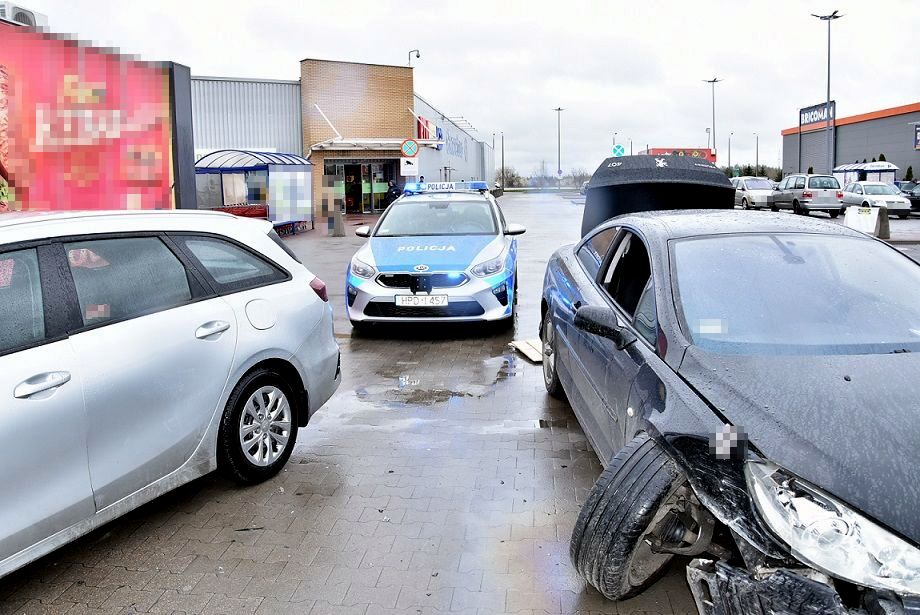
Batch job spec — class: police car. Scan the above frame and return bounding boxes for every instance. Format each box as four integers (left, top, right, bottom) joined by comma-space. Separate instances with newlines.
346, 181, 525, 328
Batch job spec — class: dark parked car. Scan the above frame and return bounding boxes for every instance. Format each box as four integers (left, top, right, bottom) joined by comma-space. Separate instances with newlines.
540, 157, 920, 614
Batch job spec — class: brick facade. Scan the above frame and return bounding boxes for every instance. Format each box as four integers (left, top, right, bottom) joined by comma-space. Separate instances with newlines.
301, 59, 415, 222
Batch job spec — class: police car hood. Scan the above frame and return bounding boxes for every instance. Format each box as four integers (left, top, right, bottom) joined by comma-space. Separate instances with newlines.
366, 235, 502, 272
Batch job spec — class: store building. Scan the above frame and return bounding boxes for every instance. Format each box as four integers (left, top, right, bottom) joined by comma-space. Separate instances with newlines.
781, 102, 920, 178
190, 59, 493, 226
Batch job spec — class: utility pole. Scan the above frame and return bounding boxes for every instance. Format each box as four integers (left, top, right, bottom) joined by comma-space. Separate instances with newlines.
703, 77, 722, 164
812, 10, 842, 174
553, 107, 564, 189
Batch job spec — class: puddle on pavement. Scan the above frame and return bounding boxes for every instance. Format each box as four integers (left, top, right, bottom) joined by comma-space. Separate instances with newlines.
353, 349, 525, 408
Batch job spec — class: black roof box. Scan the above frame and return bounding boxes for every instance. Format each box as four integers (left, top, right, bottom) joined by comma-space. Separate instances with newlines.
582, 155, 734, 237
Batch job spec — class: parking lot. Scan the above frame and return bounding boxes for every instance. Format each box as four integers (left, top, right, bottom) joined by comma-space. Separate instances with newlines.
0, 192, 695, 615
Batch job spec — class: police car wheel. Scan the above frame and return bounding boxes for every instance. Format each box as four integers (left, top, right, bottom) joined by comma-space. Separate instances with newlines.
350, 320, 372, 334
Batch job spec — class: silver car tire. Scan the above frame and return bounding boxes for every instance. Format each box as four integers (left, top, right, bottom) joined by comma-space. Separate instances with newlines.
218, 367, 300, 484
541, 310, 564, 399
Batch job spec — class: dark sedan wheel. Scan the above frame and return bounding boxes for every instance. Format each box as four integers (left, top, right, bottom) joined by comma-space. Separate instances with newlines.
571, 433, 685, 600
218, 367, 300, 485
541, 310, 564, 399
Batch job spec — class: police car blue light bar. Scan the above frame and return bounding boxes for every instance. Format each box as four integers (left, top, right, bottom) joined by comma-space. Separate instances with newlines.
403, 181, 490, 194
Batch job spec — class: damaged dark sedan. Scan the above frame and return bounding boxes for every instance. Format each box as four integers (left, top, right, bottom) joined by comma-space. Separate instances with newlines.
540, 156, 920, 614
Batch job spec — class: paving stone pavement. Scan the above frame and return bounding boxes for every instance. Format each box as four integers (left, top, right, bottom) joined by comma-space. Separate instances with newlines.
0, 193, 696, 614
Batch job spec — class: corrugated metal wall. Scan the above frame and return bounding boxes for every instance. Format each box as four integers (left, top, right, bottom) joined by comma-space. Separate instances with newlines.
782, 110, 920, 177
191, 78, 303, 159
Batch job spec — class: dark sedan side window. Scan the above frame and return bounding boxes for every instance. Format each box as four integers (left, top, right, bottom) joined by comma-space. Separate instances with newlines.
576, 227, 618, 279
599, 232, 658, 344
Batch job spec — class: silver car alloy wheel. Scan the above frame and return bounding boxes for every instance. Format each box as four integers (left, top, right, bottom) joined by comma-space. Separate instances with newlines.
239, 385, 292, 467
542, 319, 556, 384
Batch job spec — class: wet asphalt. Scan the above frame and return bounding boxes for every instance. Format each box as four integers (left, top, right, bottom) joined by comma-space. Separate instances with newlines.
0, 192, 696, 614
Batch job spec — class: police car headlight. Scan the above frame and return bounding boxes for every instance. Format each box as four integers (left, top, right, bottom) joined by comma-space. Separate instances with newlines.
350, 257, 376, 279
746, 460, 920, 595
471, 254, 505, 277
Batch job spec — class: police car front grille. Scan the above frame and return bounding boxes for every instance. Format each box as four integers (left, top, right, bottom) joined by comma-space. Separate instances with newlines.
364, 302, 485, 318
377, 273, 469, 288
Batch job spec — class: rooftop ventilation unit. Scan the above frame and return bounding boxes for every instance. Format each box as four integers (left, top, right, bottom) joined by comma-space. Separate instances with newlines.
0, 2, 48, 29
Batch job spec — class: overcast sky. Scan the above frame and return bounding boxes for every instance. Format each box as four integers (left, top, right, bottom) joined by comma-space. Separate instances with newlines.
32, 0, 920, 175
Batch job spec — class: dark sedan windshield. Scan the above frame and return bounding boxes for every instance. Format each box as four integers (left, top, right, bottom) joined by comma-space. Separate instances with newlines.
672, 234, 920, 355
375, 199, 498, 237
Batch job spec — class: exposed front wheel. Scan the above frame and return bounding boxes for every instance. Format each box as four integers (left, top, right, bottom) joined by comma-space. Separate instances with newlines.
541, 310, 564, 399
570, 434, 686, 600
829, 211, 840, 219
218, 368, 300, 485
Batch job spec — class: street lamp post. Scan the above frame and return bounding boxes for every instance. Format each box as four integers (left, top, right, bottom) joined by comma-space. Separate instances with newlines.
728, 132, 733, 168
501, 132, 505, 190
754, 132, 760, 175
613, 132, 617, 148
703, 77, 722, 164
812, 10, 842, 175
629, 138, 633, 156
408, 49, 420, 66
553, 107, 564, 189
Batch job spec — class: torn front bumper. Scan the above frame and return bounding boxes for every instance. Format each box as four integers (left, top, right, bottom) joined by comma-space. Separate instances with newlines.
686, 559, 920, 615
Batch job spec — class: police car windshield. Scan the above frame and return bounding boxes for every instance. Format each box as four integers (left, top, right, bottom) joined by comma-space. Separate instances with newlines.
375, 199, 498, 237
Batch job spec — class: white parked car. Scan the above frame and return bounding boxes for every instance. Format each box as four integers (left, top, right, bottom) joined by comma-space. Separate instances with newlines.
0, 210, 340, 578
842, 181, 912, 219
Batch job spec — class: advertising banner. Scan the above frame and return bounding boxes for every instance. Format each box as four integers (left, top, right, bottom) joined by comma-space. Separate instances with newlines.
0, 23, 177, 212
643, 148, 716, 163
915, 124, 920, 151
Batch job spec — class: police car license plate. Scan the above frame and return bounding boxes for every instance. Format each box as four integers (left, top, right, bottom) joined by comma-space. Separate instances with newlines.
395, 295, 449, 307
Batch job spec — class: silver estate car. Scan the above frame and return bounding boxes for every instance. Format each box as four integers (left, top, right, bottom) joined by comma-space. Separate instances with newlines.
842, 181, 912, 219
731, 176, 775, 210
773, 173, 843, 217
0, 210, 340, 578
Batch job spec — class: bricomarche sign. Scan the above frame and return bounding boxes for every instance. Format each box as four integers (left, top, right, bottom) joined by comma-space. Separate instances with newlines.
799, 101, 836, 129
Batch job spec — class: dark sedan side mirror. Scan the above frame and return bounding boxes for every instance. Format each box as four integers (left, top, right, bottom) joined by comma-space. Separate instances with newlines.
574, 305, 637, 350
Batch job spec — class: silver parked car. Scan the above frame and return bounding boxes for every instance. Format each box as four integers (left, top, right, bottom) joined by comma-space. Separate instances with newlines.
773, 173, 843, 217
842, 181, 912, 219
0, 210, 340, 578
731, 176, 775, 210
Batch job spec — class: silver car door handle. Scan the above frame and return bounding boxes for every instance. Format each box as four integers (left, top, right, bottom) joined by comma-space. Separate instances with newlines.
14, 371, 72, 399
195, 320, 231, 339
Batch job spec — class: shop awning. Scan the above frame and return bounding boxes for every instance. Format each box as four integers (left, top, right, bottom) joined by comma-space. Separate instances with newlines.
310, 137, 444, 151
194, 149, 312, 172
833, 161, 899, 172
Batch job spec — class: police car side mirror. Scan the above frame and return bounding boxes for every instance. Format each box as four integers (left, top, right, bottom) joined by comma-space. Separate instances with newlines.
505, 223, 526, 236
355, 226, 371, 238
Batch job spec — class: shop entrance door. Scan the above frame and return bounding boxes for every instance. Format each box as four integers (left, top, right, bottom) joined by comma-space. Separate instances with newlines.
344, 164, 362, 214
